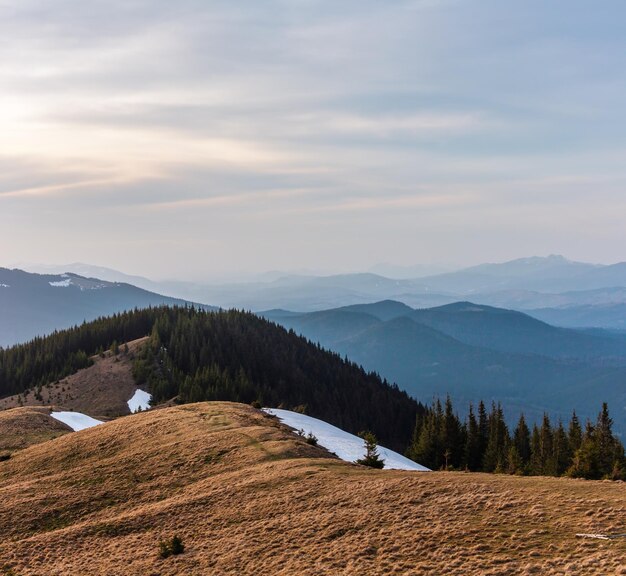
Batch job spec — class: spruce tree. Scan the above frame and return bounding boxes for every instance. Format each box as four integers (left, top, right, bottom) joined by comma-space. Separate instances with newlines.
357, 432, 385, 469
529, 425, 541, 475
595, 403, 616, 477
477, 400, 489, 470
568, 421, 600, 479
441, 396, 463, 469
538, 413, 554, 476
483, 403, 509, 473
464, 404, 481, 471
511, 413, 531, 474
411, 403, 441, 470
551, 420, 570, 476
568, 411, 582, 454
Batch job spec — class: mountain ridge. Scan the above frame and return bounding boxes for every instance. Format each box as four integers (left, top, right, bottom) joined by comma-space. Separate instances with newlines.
264, 300, 626, 432
0, 401, 623, 575
0, 267, 216, 347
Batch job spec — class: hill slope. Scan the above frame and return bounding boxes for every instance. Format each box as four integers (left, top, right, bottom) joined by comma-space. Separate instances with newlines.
527, 303, 626, 330
0, 268, 215, 347
408, 302, 626, 361
0, 307, 423, 451
0, 337, 147, 419
264, 302, 626, 430
0, 406, 71, 453
0, 402, 623, 576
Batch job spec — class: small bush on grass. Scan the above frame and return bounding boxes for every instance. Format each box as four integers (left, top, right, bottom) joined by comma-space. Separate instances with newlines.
159, 535, 185, 558
305, 432, 318, 446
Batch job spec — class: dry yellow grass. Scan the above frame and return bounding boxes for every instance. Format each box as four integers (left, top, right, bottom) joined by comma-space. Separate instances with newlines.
0, 406, 71, 453
0, 337, 147, 420
0, 401, 624, 575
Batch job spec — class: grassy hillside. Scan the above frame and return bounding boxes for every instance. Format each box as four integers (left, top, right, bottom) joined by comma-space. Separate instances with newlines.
0, 307, 422, 451
0, 402, 623, 575
0, 406, 71, 453
0, 337, 146, 420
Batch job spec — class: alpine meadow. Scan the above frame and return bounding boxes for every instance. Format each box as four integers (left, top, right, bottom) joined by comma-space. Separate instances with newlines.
1, 1, 625, 574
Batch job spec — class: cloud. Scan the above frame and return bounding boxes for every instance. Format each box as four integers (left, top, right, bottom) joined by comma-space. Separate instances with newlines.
0, 0, 625, 276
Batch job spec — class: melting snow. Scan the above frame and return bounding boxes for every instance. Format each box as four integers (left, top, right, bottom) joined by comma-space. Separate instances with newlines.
49, 278, 72, 287
127, 389, 152, 413
263, 408, 430, 471
50, 411, 103, 431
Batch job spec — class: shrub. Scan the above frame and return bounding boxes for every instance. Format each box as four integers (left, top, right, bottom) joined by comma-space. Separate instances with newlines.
170, 535, 185, 555
306, 432, 318, 446
158, 535, 185, 558
158, 540, 171, 559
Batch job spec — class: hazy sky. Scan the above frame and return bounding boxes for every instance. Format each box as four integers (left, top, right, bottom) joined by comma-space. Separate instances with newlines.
1, 0, 625, 280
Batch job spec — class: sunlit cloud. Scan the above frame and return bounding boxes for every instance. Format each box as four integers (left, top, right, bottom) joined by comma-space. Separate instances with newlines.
0, 0, 625, 277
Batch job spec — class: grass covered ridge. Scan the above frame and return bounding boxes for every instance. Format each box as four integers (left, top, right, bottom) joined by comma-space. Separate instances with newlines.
0, 401, 623, 575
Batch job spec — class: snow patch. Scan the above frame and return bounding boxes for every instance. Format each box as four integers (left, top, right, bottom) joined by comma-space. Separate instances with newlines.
264, 408, 430, 471
127, 389, 152, 413
49, 278, 72, 287
50, 411, 103, 431
0, 284, 9, 288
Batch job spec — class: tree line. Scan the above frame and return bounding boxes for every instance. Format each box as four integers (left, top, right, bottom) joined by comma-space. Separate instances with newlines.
0, 308, 159, 397
0, 306, 423, 451
408, 397, 625, 480
131, 307, 422, 451
0, 306, 623, 479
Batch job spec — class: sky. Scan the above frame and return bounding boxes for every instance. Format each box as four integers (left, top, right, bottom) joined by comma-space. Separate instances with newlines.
1, 0, 625, 281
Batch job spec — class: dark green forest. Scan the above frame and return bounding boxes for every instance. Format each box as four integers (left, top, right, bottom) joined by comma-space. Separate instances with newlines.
408, 398, 625, 480
0, 306, 623, 478
0, 306, 422, 451
0, 308, 157, 395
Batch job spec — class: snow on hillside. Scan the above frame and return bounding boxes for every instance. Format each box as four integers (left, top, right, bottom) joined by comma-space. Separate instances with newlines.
264, 408, 430, 471
50, 411, 103, 431
127, 389, 152, 413
47, 275, 110, 290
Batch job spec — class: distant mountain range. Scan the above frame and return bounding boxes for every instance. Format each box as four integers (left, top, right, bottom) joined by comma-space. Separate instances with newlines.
14, 256, 626, 329
3, 263, 626, 433
0, 268, 214, 348
262, 300, 626, 433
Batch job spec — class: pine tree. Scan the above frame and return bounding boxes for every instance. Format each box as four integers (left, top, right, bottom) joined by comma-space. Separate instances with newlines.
477, 400, 489, 464
441, 395, 463, 469
483, 403, 509, 473
357, 431, 385, 469
551, 420, 570, 476
406, 412, 424, 462
595, 403, 616, 477
567, 420, 600, 479
529, 424, 541, 475
506, 444, 523, 475
511, 413, 531, 474
464, 404, 482, 471
535, 413, 554, 475
410, 402, 442, 470
567, 411, 582, 454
